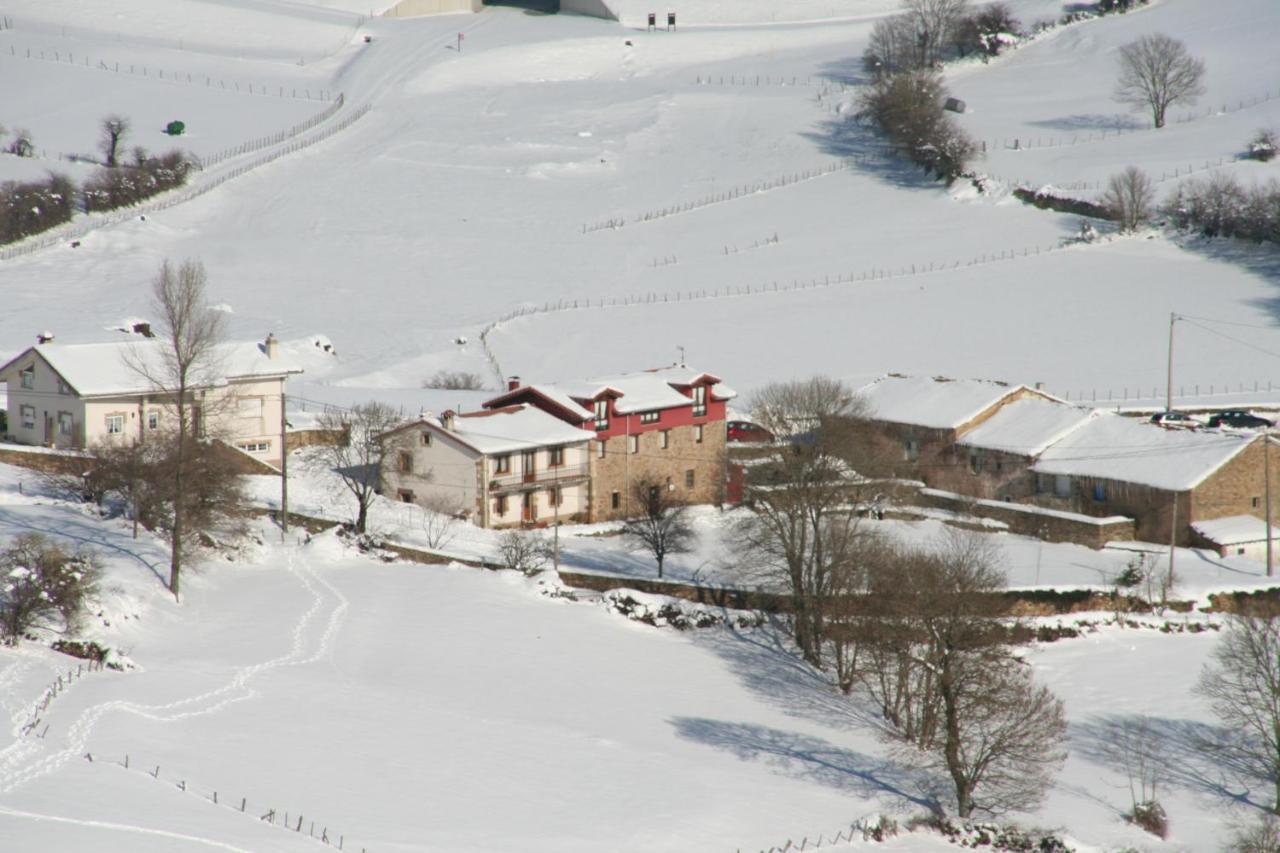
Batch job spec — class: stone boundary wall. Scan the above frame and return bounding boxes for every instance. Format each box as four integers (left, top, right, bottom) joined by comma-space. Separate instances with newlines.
285, 428, 346, 453
915, 489, 1135, 548
0, 445, 93, 475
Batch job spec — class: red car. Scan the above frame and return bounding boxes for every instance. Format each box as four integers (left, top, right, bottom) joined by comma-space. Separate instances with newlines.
727, 420, 773, 443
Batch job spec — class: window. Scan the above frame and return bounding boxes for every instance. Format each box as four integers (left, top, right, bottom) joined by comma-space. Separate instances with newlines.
1238, 547, 1247, 556
968, 452, 983, 474
548, 446, 564, 467
660, 430, 670, 449
19, 365, 33, 390
640, 411, 659, 424
106, 414, 124, 435
238, 397, 263, 418
57, 412, 73, 437
694, 424, 704, 444
548, 487, 562, 507
685, 469, 695, 488
692, 385, 707, 417
19, 405, 35, 430
495, 495, 508, 516
495, 454, 512, 474
1254, 497, 1262, 509
904, 438, 919, 462
398, 451, 413, 473
1092, 483, 1106, 502
597, 441, 606, 459
594, 399, 609, 430
148, 411, 160, 430
611, 491, 620, 510
628, 435, 639, 454
1054, 475, 1071, 498
421, 432, 433, 446
399, 490, 415, 503
57, 379, 71, 396
238, 441, 272, 454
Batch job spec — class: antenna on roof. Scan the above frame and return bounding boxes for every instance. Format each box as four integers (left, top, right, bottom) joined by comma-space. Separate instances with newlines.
677, 345, 686, 367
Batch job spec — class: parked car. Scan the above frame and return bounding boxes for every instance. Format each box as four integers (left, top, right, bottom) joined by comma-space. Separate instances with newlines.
1207, 410, 1274, 429
727, 420, 773, 443
1150, 410, 1198, 428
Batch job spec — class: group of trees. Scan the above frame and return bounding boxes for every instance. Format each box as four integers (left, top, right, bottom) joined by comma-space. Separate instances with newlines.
0, 114, 190, 246
1164, 173, 1280, 244
732, 378, 1067, 818
863, 0, 1021, 75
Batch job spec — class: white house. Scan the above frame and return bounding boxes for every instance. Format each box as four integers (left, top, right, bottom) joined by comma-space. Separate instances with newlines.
379, 404, 595, 528
0, 333, 303, 468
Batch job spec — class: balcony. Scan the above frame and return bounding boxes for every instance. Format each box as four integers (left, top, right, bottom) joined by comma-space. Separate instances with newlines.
488, 462, 589, 493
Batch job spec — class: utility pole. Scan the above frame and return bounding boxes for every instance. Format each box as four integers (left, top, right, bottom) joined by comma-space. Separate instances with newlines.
1168, 492, 1178, 592
280, 391, 289, 535
1165, 312, 1178, 413
553, 461, 560, 572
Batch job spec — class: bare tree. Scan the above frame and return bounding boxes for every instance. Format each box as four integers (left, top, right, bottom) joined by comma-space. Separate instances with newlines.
7, 128, 34, 157
904, 0, 970, 67
1103, 715, 1168, 836
422, 370, 486, 391
859, 71, 977, 181
127, 259, 227, 599
1196, 613, 1280, 814
1, 533, 100, 644
1102, 166, 1156, 232
420, 493, 463, 550
1114, 34, 1206, 129
496, 529, 552, 574
732, 377, 888, 667
318, 402, 400, 534
622, 476, 696, 579
100, 114, 131, 167
855, 533, 1067, 817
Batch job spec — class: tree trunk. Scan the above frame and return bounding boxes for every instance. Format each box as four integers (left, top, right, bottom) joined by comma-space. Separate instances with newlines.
356, 500, 368, 534
656, 552, 664, 579
170, 391, 186, 600
941, 656, 973, 817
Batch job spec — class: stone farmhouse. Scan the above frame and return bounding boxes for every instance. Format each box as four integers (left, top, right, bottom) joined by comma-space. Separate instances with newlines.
857, 374, 1279, 548
380, 365, 735, 528
0, 334, 302, 469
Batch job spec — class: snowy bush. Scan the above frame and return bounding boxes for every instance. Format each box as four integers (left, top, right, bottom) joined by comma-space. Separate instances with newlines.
83, 150, 191, 212
1130, 800, 1168, 838
1164, 173, 1280, 244
1, 533, 100, 644
6, 127, 34, 157
909, 817, 1073, 851
0, 173, 76, 245
422, 370, 486, 391
1249, 129, 1278, 162
496, 529, 553, 574
858, 72, 978, 182
603, 590, 764, 631
953, 4, 1021, 59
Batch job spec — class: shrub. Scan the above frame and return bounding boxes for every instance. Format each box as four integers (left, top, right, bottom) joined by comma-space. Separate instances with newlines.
1, 533, 100, 644
953, 3, 1021, 59
7, 128, 34, 157
858, 71, 978, 182
422, 370, 486, 391
1165, 173, 1280, 244
1226, 813, 1280, 853
496, 530, 552, 574
1250, 129, 1278, 162
0, 173, 77, 245
1131, 800, 1168, 838
83, 150, 191, 212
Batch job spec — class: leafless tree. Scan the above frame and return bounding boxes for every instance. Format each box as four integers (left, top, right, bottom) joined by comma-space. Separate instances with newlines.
732, 377, 888, 667
1102, 715, 1168, 836
422, 370, 486, 391
496, 529, 552, 574
1114, 34, 1206, 129
1227, 812, 1280, 853
1, 533, 100, 644
1196, 613, 1280, 814
420, 493, 463, 550
855, 532, 1067, 817
901, 0, 970, 67
126, 259, 227, 599
7, 128, 34, 157
1101, 166, 1156, 232
859, 71, 977, 181
318, 402, 399, 534
622, 476, 696, 579
100, 114, 131, 167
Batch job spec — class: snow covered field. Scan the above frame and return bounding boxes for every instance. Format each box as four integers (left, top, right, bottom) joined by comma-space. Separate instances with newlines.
4, 0, 1280, 848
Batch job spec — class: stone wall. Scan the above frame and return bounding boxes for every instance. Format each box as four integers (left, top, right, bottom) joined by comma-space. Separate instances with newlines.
916, 488, 1135, 548
0, 445, 93, 475
1191, 438, 1278, 530
588, 421, 725, 521
285, 428, 346, 454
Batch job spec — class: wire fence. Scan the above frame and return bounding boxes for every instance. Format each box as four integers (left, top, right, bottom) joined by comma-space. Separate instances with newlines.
15, 660, 108, 741
694, 73, 817, 87
1059, 380, 1280, 407
746, 815, 897, 853
991, 153, 1253, 198
90, 752, 370, 851
0, 99, 370, 262
1, 43, 338, 102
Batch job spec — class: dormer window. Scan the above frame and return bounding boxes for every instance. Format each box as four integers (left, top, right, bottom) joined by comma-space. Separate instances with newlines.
692, 385, 707, 417
594, 399, 609, 431
19, 365, 34, 390
640, 411, 659, 424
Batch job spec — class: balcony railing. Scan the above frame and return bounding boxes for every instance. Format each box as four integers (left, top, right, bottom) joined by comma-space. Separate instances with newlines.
488, 463, 589, 492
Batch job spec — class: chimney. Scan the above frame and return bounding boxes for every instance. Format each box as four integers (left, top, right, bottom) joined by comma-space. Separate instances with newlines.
1034, 381, 1044, 391
441, 409, 456, 431
36, 331, 54, 345
507, 376, 521, 391
264, 332, 279, 360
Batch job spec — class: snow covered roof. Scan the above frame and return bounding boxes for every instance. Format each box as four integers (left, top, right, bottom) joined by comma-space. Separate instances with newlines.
488, 366, 735, 416
422, 404, 594, 455
857, 375, 1032, 430
958, 397, 1096, 456
1192, 515, 1280, 546
0, 338, 303, 398
1032, 414, 1258, 492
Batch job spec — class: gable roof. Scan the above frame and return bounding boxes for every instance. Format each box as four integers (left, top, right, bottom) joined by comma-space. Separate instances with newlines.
0, 339, 303, 398
1192, 515, 1280, 546
486, 366, 736, 416
1032, 414, 1258, 491
407, 404, 595, 455
856, 375, 1033, 431
958, 397, 1096, 456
